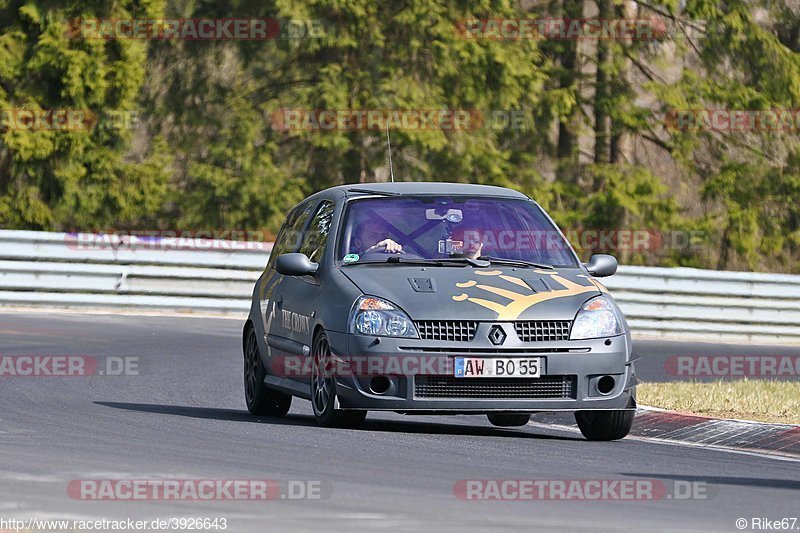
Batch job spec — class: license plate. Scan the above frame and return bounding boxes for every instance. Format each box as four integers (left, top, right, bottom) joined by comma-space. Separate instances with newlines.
454, 357, 541, 378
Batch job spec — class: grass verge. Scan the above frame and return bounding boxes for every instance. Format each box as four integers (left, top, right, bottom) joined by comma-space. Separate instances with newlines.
638, 380, 800, 425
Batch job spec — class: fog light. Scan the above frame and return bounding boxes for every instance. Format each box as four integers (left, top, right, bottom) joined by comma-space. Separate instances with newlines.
369, 376, 391, 395
597, 375, 616, 395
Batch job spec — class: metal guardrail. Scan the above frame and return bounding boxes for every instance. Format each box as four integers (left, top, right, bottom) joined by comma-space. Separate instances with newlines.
1, 230, 799, 343
0, 230, 267, 314
602, 267, 800, 343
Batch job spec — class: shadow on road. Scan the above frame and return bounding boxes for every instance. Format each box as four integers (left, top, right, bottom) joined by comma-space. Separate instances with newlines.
358, 417, 585, 441
94, 401, 584, 441
94, 401, 315, 425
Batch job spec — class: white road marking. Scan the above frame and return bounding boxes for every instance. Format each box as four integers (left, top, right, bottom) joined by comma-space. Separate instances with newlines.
528, 421, 800, 463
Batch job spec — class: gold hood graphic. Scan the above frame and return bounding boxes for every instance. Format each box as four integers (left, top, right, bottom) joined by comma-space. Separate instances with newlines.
452, 269, 606, 320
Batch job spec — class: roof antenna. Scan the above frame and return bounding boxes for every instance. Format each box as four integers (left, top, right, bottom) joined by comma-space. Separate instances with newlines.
385, 121, 395, 183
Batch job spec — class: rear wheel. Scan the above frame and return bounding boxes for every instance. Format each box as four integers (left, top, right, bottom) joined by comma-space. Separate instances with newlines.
574, 394, 635, 441
244, 326, 292, 416
311, 332, 366, 428
487, 413, 531, 427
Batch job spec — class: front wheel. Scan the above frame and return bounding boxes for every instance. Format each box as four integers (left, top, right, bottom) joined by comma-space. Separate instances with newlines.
311, 332, 366, 428
574, 395, 635, 441
244, 326, 292, 416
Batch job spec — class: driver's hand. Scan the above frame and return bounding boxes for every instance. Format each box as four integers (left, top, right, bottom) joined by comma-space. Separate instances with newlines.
367, 238, 403, 254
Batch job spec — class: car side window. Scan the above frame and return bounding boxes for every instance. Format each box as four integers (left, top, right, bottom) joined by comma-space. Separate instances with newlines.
268, 202, 315, 269
299, 201, 335, 263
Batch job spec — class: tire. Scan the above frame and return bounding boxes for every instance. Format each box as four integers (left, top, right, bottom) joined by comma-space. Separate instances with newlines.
311, 332, 367, 428
487, 413, 531, 427
574, 394, 635, 441
243, 325, 292, 416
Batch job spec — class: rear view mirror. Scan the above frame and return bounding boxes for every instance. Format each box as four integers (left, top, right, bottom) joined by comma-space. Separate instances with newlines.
585, 254, 618, 277
275, 253, 319, 277
425, 208, 463, 223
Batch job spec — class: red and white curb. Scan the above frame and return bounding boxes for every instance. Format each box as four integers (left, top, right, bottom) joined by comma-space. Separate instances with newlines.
630, 407, 800, 459
535, 407, 800, 460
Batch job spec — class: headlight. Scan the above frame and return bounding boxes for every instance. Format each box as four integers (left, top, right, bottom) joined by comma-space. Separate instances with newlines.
349, 296, 419, 338
570, 296, 624, 340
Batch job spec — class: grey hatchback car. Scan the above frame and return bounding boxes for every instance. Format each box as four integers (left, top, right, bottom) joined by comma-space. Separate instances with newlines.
243, 182, 637, 440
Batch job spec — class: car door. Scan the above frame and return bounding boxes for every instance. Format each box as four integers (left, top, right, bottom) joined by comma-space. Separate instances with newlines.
262, 200, 316, 382
275, 200, 336, 386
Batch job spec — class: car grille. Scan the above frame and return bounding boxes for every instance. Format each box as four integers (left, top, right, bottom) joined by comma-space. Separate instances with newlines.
414, 375, 575, 399
416, 321, 478, 342
514, 321, 572, 342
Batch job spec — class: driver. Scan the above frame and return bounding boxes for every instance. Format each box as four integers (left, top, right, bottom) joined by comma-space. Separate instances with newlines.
361, 223, 485, 259
449, 225, 484, 259
355, 222, 403, 254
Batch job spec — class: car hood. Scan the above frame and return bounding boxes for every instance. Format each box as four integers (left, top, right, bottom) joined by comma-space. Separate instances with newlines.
340, 265, 604, 321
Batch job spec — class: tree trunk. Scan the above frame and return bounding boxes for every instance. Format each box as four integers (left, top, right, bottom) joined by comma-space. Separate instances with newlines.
557, 0, 584, 160
593, 0, 612, 165
609, 1, 632, 165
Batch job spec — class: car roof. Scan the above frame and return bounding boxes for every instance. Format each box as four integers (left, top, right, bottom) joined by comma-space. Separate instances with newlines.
306, 182, 530, 202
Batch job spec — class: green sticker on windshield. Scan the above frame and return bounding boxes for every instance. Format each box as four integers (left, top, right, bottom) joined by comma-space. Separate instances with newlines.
343, 254, 360, 263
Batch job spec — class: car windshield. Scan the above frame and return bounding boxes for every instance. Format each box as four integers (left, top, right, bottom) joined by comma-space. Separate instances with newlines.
338, 195, 578, 267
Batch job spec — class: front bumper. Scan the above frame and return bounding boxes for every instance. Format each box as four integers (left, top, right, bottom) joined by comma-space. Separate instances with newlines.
327, 326, 637, 413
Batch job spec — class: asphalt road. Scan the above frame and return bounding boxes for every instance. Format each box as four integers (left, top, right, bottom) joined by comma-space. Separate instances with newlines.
0, 311, 797, 532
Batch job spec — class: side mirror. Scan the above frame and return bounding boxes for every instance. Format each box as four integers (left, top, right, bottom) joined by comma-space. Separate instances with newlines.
584, 254, 618, 277
275, 253, 319, 277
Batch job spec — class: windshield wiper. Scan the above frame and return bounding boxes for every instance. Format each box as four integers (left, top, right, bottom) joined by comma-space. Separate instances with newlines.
342, 257, 484, 267
342, 257, 450, 267
433, 257, 491, 267
478, 256, 554, 269
384, 257, 479, 267
343, 256, 515, 268
384, 256, 496, 267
